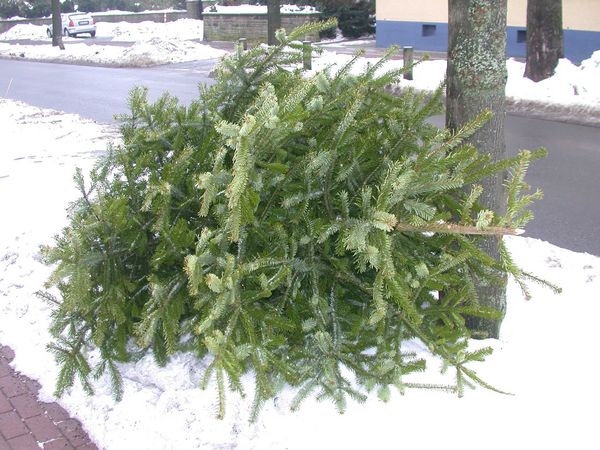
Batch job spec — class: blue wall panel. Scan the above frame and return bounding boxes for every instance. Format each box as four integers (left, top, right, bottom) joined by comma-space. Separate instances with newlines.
564, 30, 600, 64
506, 27, 527, 58
377, 20, 600, 64
376, 20, 448, 53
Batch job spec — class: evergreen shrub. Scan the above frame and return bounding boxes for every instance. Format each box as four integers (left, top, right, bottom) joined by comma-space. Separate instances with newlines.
336, 0, 374, 39
42, 21, 551, 419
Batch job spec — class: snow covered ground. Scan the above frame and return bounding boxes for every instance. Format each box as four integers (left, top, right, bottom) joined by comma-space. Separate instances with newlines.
0, 37, 226, 67
0, 19, 225, 66
203, 4, 317, 14
309, 51, 600, 109
0, 98, 599, 450
0, 14, 599, 449
0, 19, 204, 42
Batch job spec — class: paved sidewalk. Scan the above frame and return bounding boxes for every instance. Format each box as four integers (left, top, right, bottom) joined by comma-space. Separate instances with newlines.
0, 345, 98, 450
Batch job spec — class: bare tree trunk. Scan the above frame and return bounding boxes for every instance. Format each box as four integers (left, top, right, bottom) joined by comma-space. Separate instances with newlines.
51, 0, 65, 50
524, 0, 563, 82
446, 0, 508, 339
267, 0, 281, 46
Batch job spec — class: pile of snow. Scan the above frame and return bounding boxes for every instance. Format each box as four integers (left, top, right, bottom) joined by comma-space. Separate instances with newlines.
308, 50, 600, 108
96, 19, 203, 42
92, 8, 186, 16
0, 38, 226, 66
204, 3, 317, 14
0, 98, 599, 449
0, 18, 204, 42
0, 22, 48, 40
506, 55, 600, 106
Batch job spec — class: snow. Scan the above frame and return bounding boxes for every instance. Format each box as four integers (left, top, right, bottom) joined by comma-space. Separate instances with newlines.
0, 22, 48, 40
0, 38, 226, 66
203, 4, 317, 14
309, 51, 600, 108
0, 18, 204, 42
95, 19, 204, 42
0, 18, 599, 108
1, 98, 599, 450
0, 14, 599, 448
92, 8, 186, 16
0, 19, 219, 66
506, 56, 600, 106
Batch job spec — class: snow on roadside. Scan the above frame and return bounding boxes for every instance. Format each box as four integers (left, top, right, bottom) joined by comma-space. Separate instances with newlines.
506, 56, 600, 106
92, 8, 186, 16
204, 4, 317, 14
0, 19, 220, 66
0, 98, 599, 450
96, 19, 203, 42
0, 22, 48, 40
309, 50, 600, 108
0, 19, 203, 42
0, 100, 116, 414
0, 38, 226, 66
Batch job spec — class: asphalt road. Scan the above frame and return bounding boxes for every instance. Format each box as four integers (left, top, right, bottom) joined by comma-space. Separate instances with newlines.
1, 58, 599, 256
0, 58, 216, 122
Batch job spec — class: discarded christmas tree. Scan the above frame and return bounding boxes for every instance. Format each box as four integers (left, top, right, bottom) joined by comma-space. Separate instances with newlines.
41, 20, 554, 419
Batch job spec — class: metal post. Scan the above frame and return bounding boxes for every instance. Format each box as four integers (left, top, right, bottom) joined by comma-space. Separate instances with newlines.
403, 46, 414, 80
303, 40, 312, 70
238, 37, 247, 51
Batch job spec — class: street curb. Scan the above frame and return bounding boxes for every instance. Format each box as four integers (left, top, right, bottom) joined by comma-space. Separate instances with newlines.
506, 97, 600, 127
387, 85, 600, 128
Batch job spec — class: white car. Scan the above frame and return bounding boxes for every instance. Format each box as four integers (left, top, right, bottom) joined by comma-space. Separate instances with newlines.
46, 12, 96, 38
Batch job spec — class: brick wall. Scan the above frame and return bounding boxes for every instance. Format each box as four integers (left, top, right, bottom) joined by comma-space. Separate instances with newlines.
203, 12, 321, 43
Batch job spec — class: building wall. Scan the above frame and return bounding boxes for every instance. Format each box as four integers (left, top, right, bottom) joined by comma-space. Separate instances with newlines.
376, 0, 600, 63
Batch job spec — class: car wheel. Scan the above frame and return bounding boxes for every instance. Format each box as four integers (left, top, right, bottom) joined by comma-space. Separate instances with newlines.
90, 31, 96, 38
46, 29, 52, 38
63, 28, 70, 37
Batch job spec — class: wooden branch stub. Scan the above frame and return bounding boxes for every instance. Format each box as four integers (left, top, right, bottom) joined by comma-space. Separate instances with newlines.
395, 222, 524, 236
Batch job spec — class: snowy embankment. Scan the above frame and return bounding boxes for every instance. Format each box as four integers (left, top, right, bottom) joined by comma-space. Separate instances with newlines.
0, 98, 599, 450
0, 37, 226, 66
0, 19, 226, 66
0, 18, 205, 42
204, 4, 317, 14
309, 51, 600, 125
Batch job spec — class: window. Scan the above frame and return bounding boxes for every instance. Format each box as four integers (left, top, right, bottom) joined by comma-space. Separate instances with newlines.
422, 24, 437, 37
517, 29, 527, 43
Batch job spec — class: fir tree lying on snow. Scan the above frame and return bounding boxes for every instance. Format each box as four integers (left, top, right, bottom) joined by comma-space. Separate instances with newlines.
40, 20, 554, 419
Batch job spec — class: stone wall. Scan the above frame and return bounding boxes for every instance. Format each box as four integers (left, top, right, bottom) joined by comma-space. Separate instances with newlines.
0, 11, 187, 34
203, 12, 322, 43
91, 11, 187, 24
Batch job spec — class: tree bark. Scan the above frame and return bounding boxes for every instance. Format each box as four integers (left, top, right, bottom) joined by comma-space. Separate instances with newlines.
524, 0, 563, 82
51, 0, 65, 50
267, 0, 281, 46
446, 0, 508, 339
